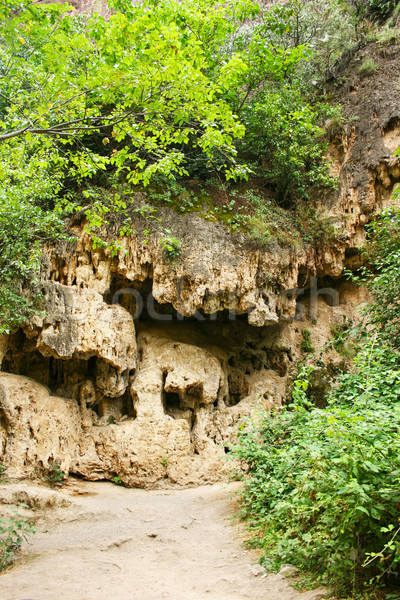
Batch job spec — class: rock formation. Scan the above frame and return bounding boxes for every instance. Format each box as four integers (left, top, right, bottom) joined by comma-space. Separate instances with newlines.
0, 42, 399, 487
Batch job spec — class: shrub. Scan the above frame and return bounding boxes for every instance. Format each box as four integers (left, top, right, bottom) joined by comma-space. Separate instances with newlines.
231, 207, 400, 596
238, 86, 339, 206
357, 208, 400, 349
43, 461, 67, 486
300, 329, 314, 353
358, 57, 379, 76
160, 228, 182, 260
232, 349, 400, 596
0, 509, 36, 570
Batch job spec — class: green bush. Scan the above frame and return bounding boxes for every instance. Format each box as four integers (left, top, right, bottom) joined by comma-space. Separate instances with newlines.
300, 329, 314, 353
231, 208, 400, 596
160, 228, 182, 260
238, 86, 339, 206
0, 509, 36, 570
357, 208, 400, 349
358, 57, 379, 76
43, 461, 67, 486
232, 350, 400, 596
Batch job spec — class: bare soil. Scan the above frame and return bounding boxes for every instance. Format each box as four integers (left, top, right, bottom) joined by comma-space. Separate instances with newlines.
0, 480, 327, 600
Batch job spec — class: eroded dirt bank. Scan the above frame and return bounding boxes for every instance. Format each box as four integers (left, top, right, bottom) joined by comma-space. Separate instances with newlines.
0, 480, 326, 600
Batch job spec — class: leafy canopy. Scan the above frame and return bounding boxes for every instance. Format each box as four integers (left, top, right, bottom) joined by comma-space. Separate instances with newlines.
0, 0, 257, 182
0, 0, 259, 332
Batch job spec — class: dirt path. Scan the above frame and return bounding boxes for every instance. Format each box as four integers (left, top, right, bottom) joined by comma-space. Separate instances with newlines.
0, 480, 326, 600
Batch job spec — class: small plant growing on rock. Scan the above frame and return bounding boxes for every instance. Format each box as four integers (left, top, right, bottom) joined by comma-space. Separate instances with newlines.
113, 476, 123, 486
43, 460, 67, 486
358, 57, 379, 76
160, 228, 182, 260
160, 457, 169, 468
331, 318, 355, 358
300, 329, 314, 353
0, 464, 7, 483
0, 508, 36, 570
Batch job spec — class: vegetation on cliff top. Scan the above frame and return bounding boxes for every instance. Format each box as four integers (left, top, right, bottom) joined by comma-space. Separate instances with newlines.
0, 0, 375, 332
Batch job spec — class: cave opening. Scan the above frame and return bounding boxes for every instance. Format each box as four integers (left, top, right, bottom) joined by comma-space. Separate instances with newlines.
164, 391, 181, 411
104, 275, 255, 325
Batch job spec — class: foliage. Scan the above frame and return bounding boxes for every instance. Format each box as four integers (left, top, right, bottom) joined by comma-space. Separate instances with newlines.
0, 0, 251, 183
232, 345, 400, 596
0, 0, 260, 332
293, 201, 337, 245
0, 142, 66, 333
354, 0, 399, 23
231, 208, 400, 596
149, 178, 199, 214
160, 228, 182, 260
356, 208, 400, 349
373, 21, 400, 45
0, 509, 36, 570
214, 1, 344, 206
140, 1, 345, 204
331, 317, 355, 358
252, 1, 357, 83
161, 456, 170, 468
300, 329, 314, 353
358, 57, 379, 76
242, 189, 336, 247
43, 460, 67, 485
237, 84, 339, 206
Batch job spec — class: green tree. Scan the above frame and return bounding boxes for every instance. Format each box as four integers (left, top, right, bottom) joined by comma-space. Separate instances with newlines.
0, 0, 255, 182
208, 1, 342, 205
237, 85, 338, 206
0, 0, 258, 332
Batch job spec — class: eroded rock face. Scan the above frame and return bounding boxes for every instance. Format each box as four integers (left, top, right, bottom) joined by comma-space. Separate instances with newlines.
0, 373, 81, 478
0, 326, 285, 487
0, 230, 379, 489
131, 332, 228, 420
34, 282, 136, 372
42, 213, 300, 326
0, 285, 364, 486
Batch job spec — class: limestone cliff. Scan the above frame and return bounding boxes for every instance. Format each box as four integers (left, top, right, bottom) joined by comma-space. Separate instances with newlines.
0, 42, 399, 487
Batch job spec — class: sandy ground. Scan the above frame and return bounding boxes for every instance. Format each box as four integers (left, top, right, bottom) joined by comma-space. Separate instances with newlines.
0, 480, 327, 600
